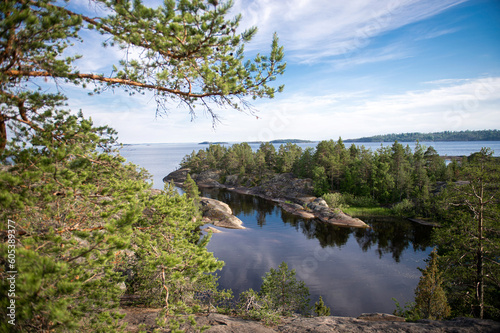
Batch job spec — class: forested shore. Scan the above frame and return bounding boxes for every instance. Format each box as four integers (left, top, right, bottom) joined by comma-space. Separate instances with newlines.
181, 140, 500, 320
181, 139, 454, 219
346, 130, 500, 142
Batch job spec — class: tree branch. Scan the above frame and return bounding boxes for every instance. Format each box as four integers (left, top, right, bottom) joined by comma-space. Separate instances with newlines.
5, 69, 227, 98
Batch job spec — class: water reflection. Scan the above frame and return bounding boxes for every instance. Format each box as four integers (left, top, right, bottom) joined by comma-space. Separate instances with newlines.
200, 188, 434, 317
203, 188, 433, 260
354, 220, 433, 262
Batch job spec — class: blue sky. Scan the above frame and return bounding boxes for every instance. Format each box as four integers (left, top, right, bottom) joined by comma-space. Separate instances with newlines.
65, 0, 500, 143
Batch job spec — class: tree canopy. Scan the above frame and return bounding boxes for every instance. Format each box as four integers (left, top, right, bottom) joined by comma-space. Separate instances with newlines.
0, 1, 287, 330
0, 0, 286, 149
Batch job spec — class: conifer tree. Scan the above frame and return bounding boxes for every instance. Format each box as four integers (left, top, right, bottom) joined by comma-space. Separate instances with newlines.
314, 296, 331, 316
0, 108, 149, 332
259, 262, 311, 316
183, 173, 200, 200
433, 148, 500, 319
414, 250, 451, 320
0, 0, 286, 149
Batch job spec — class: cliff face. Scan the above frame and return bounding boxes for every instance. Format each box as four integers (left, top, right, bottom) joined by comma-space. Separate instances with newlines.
120, 309, 500, 333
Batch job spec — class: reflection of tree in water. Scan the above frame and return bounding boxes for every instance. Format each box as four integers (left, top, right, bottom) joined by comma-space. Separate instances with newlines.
354, 219, 434, 262
200, 189, 433, 262
282, 213, 352, 248
200, 188, 277, 227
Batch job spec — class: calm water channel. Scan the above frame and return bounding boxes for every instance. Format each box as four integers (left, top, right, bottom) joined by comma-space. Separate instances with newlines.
119, 141, 500, 317
200, 187, 433, 317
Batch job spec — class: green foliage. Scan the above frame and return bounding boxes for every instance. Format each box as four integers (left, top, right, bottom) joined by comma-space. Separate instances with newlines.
347, 130, 500, 142
236, 289, 281, 325
314, 296, 330, 316
391, 199, 415, 217
392, 298, 421, 321
433, 148, 500, 319
0, 108, 226, 331
236, 262, 316, 324
0, 108, 147, 332
341, 193, 379, 207
183, 173, 200, 200
1, 0, 286, 149
322, 192, 349, 210
259, 262, 311, 316
125, 182, 225, 314
414, 250, 451, 320
312, 166, 329, 196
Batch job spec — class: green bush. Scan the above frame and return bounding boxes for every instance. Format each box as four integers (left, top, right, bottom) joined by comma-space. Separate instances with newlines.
392, 298, 422, 321
322, 193, 349, 209
259, 262, 311, 316
391, 199, 414, 217
342, 193, 379, 207
237, 289, 280, 325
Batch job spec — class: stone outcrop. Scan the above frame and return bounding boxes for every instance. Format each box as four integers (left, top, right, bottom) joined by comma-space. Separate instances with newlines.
194, 170, 223, 187
306, 198, 368, 228
200, 197, 245, 229
203, 226, 222, 233
164, 168, 369, 228
120, 309, 500, 333
163, 168, 190, 185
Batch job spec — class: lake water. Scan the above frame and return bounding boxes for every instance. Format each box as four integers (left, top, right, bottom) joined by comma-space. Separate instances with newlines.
119, 141, 500, 317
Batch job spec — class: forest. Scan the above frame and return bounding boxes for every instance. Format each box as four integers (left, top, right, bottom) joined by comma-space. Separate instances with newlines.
181, 140, 500, 320
181, 139, 452, 216
346, 130, 500, 142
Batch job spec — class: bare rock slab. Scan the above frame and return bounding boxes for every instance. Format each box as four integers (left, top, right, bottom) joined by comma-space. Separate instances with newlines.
200, 197, 245, 229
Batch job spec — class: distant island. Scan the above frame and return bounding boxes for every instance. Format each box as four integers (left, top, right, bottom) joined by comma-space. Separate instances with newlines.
345, 130, 500, 142
199, 139, 313, 145
246, 139, 314, 144
198, 141, 230, 145
269, 139, 313, 144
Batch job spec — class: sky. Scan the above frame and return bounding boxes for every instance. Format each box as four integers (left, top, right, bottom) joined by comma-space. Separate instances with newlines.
63, 0, 500, 143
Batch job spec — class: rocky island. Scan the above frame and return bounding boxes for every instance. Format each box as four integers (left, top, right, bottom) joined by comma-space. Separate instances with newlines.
164, 168, 369, 229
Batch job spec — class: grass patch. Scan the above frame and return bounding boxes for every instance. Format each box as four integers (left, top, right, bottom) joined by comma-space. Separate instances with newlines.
344, 206, 392, 217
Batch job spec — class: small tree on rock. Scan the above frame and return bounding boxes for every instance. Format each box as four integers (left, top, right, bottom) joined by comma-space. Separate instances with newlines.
314, 296, 331, 316
259, 262, 311, 316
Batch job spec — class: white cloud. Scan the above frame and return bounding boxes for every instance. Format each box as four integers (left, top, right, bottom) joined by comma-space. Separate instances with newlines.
67, 76, 500, 143
231, 0, 468, 63
415, 27, 460, 40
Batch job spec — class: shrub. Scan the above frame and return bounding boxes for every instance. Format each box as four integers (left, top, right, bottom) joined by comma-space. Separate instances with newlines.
237, 289, 280, 325
322, 193, 349, 209
259, 262, 311, 316
342, 193, 379, 207
391, 199, 414, 217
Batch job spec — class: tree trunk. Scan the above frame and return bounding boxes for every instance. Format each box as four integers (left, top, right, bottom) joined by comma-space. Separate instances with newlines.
477, 182, 484, 319
0, 115, 6, 151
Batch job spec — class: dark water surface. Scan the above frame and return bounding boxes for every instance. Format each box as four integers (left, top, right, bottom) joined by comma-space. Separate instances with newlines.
200, 188, 433, 317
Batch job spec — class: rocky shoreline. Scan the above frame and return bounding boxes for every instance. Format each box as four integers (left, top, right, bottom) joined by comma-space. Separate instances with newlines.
120, 308, 500, 332
164, 168, 369, 229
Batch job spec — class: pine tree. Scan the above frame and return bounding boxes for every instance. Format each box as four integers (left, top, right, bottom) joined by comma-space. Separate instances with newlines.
433, 148, 500, 319
184, 173, 200, 200
0, 108, 149, 332
314, 296, 331, 316
259, 262, 311, 316
0, 108, 227, 332
414, 250, 451, 320
0, 0, 286, 150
